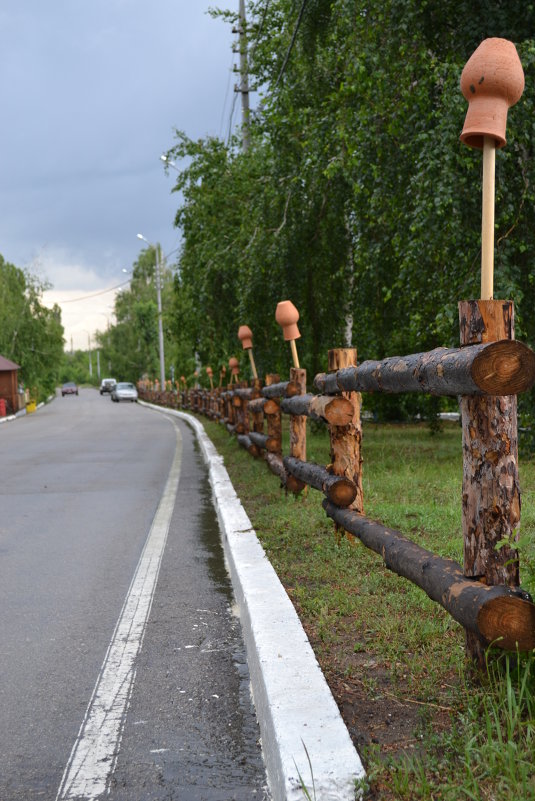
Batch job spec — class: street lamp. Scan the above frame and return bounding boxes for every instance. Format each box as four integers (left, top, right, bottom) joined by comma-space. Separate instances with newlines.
137, 233, 165, 389
160, 154, 179, 172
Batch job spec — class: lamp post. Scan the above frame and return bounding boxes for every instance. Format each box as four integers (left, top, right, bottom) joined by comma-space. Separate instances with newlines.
137, 233, 165, 389
83, 330, 93, 377
160, 154, 179, 172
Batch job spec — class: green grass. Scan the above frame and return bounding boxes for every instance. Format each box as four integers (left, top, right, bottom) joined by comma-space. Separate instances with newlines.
195, 415, 535, 800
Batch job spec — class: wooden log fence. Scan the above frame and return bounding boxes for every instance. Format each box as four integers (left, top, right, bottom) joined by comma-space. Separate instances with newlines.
138, 308, 535, 661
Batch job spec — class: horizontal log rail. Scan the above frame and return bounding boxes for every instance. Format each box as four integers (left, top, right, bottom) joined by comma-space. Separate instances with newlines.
237, 433, 261, 458
248, 396, 266, 413
323, 501, 535, 651
284, 456, 357, 507
281, 393, 355, 426
314, 340, 535, 397
249, 431, 281, 453
261, 380, 301, 399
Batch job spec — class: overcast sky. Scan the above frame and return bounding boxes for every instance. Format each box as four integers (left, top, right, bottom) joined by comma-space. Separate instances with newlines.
0, 1, 241, 349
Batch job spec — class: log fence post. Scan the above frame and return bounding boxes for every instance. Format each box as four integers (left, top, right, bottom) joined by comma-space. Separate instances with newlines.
459, 300, 521, 664
327, 348, 364, 515
250, 378, 264, 435
288, 366, 307, 494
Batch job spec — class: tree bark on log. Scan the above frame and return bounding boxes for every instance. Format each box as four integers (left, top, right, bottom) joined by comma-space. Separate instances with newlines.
459, 300, 521, 664
261, 380, 301, 399
314, 341, 535, 397
289, 368, 306, 460
237, 434, 261, 458
323, 501, 535, 651
249, 379, 264, 434
265, 453, 288, 486
328, 348, 364, 514
262, 381, 290, 399
284, 456, 357, 507
249, 431, 281, 453
248, 397, 266, 414
280, 393, 355, 426
249, 395, 279, 416
264, 374, 282, 458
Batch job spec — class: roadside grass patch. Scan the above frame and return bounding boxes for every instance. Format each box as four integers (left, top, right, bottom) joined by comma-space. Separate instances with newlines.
198, 416, 535, 799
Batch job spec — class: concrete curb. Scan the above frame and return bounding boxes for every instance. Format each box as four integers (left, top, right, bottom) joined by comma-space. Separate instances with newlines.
142, 403, 365, 801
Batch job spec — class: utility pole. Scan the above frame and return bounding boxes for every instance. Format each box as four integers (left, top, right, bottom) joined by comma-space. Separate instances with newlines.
87, 333, 92, 378
155, 244, 166, 389
234, 0, 250, 151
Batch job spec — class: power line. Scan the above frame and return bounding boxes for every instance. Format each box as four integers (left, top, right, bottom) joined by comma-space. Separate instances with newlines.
219, 50, 236, 139
227, 91, 239, 145
58, 279, 131, 304
273, 0, 309, 90
249, 0, 271, 59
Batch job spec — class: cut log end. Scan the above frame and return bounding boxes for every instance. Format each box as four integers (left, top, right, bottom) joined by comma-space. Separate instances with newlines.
286, 474, 306, 495
478, 595, 535, 651
328, 478, 358, 507
471, 340, 535, 394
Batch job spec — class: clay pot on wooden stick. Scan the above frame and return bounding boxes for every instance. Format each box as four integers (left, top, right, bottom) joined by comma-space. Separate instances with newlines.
275, 300, 301, 368
206, 366, 214, 390
238, 325, 258, 380
228, 357, 240, 384
460, 38, 524, 300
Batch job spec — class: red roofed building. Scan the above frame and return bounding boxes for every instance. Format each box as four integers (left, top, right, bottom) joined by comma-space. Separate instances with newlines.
0, 355, 21, 415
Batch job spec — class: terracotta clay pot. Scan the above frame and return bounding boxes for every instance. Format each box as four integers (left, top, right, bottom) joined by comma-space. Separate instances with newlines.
238, 325, 253, 350
460, 38, 524, 149
228, 356, 240, 376
275, 300, 301, 341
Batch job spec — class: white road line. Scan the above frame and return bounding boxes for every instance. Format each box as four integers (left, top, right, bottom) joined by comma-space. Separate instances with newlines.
56, 422, 183, 801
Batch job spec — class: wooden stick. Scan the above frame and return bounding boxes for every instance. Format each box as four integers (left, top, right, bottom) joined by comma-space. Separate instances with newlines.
247, 348, 258, 380
290, 339, 300, 369
481, 136, 496, 300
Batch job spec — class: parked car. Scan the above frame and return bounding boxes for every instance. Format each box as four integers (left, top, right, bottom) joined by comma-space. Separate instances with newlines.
100, 378, 116, 395
61, 382, 79, 396
111, 382, 138, 403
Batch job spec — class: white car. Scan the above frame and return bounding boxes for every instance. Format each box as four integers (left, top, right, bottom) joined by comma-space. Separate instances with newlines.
100, 378, 116, 395
111, 382, 138, 403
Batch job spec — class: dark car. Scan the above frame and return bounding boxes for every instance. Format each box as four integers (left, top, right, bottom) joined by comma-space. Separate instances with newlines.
61, 382, 79, 396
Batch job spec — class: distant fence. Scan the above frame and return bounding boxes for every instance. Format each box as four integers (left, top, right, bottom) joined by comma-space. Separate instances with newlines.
139, 299, 535, 664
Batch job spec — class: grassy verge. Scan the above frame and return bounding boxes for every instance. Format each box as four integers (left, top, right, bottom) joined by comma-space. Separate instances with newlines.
197, 416, 535, 800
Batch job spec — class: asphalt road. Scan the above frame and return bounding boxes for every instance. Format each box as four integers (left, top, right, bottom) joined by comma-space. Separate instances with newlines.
0, 389, 269, 801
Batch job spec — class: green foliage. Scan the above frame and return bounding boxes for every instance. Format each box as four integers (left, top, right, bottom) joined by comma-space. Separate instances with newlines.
160, 1, 535, 431
0, 254, 64, 401
96, 246, 177, 383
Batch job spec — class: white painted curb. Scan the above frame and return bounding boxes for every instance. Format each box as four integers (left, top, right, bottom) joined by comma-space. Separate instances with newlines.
143, 403, 365, 801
